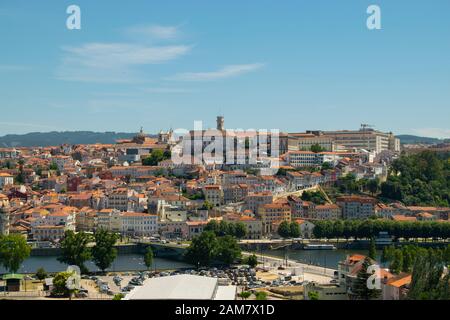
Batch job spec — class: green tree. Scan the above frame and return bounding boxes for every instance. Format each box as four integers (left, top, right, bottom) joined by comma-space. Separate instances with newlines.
310, 144, 325, 153
216, 235, 241, 265
142, 149, 170, 166
255, 291, 268, 300
52, 271, 77, 298
185, 231, 219, 267
367, 178, 380, 196
92, 229, 118, 272
308, 291, 320, 300
390, 249, 404, 274
290, 221, 301, 238
278, 221, 291, 238
201, 200, 214, 210
113, 293, 125, 300
58, 231, 92, 274
234, 222, 247, 239
352, 257, 381, 300
368, 238, 377, 260
36, 267, 48, 280
0, 234, 31, 274
144, 246, 154, 270
246, 254, 258, 268
239, 291, 251, 300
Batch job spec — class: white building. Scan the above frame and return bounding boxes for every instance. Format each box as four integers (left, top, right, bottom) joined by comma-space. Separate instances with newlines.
0, 173, 14, 188
121, 212, 158, 237
124, 274, 236, 300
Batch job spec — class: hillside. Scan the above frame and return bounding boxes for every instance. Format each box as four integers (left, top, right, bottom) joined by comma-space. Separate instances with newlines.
397, 135, 448, 145
0, 131, 139, 147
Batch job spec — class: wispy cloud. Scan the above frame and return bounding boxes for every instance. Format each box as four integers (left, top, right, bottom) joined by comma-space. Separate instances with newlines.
128, 25, 180, 40
167, 63, 265, 81
412, 128, 450, 139
56, 42, 191, 83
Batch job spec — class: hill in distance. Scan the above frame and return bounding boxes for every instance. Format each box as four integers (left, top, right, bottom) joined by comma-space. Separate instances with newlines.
0, 131, 142, 147
397, 135, 449, 145
0, 131, 447, 148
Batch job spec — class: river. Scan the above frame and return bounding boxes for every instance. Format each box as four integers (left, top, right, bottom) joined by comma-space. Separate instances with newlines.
0, 254, 192, 274
258, 249, 385, 269
0, 249, 383, 274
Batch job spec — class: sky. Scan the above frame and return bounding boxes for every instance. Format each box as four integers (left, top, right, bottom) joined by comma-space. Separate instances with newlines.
0, 0, 449, 138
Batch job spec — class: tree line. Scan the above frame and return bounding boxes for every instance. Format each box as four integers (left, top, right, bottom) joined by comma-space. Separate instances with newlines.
313, 219, 450, 240
382, 245, 450, 300
203, 220, 248, 239
184, 231, 241, 267
380, 151, 450, 207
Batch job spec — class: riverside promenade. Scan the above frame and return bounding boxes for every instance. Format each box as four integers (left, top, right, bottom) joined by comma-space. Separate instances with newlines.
243, 251, 336, 284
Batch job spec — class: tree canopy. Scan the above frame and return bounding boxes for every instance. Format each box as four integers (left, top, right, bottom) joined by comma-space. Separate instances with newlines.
0, 234, 31, 273
184, 231, 241, 267
58, 231, 92, 274
92, 229, 118, 272
381, 151, 450, 207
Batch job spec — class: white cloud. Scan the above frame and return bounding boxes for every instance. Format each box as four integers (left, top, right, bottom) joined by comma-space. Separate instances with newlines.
128, 25, 180, 39
167, 63, 265, 81
412, 128, 450, 139
56, 42, 191, 83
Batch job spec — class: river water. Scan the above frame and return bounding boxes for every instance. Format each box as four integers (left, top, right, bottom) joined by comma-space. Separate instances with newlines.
0, 249, 381, 274
0, 254, 192, 274
259, 249, 384, 269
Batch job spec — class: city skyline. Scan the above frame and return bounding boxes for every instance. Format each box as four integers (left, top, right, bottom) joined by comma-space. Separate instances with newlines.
0, 0, 449, 138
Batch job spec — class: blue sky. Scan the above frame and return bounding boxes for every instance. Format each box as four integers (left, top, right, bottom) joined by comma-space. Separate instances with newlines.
0, 0, 449, 138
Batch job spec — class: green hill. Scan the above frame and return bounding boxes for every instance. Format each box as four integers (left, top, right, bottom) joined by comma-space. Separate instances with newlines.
0, 131, 140, 147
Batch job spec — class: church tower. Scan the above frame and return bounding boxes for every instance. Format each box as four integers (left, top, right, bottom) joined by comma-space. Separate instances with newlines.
216, 116, 224, 131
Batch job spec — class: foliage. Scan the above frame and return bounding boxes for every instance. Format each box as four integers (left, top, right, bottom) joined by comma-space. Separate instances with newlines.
92, 229, 118, 272
216, 235, 242, 265
290, 221, 301, 238
52, 271, 77, 297
310, 144, 325, 153
381, 151, 450, 206
204, 220, 248, 239
144, 246, 154, 270
312, 219, 450, 241
301, 190, 326, 205
58, 231, 92, 274
352, 257, 381, 300
239, 291, 252, 300
184, 231, 242, 267
277, 221, 302, 238
201, 200, 214, 210
142, 149, 171, 166
307, 291, 320, 300
368, 238, 377, 260
408, 250, 450, 300
0, 234, 31, 273
245, 254, 258, 268
36, 267, 48, 280
113, 293, 125, 300
185, 231, 219, 267
277, 221, 291, 238
255, 291, 268, 300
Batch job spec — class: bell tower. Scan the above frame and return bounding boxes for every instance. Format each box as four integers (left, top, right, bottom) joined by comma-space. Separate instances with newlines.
216, 115, 224, 131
